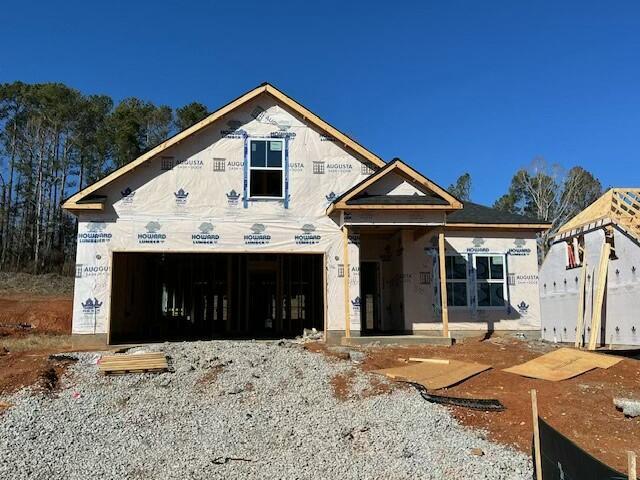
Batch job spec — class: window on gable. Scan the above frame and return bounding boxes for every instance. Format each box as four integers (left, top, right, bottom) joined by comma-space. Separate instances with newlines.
445, 255, 468, 307
475, 255, 506, 308
249, 139, 284, 198
566, 235, 585, 269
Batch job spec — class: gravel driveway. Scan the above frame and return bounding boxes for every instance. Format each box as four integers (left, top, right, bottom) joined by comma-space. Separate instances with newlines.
0, 340, 531, 479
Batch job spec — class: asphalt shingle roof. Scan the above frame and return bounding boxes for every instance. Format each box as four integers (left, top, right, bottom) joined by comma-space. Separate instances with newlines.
447, 202, 546, 224
346, 194, 450, 206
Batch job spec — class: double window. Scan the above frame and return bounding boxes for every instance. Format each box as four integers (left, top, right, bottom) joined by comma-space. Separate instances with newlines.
249, 139, 284, 198
443, 254, 507, 309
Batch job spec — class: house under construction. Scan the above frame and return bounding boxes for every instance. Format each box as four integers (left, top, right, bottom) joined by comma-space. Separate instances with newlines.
539, 188, 640, 348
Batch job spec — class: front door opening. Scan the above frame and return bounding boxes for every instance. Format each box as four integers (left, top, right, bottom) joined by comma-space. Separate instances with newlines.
110, 252, 324, 344
360, 261, 381, 334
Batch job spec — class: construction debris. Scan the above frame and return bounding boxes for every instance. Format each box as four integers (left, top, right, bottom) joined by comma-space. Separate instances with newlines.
374, 358, 491, 390
98, 352, 168, 375
503, 347, 622, 381
614, 397, 640, 418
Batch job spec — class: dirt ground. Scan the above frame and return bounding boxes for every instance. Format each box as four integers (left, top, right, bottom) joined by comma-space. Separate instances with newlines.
0, 286, 77, 397
309, 337, 640, 473
1, 285, 637, 474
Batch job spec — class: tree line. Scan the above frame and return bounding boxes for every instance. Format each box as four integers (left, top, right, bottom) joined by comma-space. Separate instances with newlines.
0, 81, 209, 273
448, 158, 603, 255
0, 81, 604, 273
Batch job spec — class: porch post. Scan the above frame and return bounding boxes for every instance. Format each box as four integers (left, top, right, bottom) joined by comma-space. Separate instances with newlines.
438, 230, 450, 337
342, 226, 351, 338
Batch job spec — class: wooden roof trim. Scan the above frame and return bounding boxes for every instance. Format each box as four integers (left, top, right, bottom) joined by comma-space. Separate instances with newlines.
445, 222, 552, 230
63, 83, 385, 211
556, 188, 640, 239
333, 204, 457, 211
263, 85, 385, 168
327, 159, 463, 214
67, 203, 105, 212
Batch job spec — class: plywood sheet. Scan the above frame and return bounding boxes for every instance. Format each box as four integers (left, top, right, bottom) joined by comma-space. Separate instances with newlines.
503, 348, 622, 381
374, 359, 491, 390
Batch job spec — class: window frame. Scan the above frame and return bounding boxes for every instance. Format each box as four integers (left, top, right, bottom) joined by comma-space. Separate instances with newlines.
473, 253, 508, 310
247, 138, 285, 200
444, 254, 470, 309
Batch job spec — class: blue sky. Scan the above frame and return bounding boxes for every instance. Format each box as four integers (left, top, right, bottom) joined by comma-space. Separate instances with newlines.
2, 1, 639, 205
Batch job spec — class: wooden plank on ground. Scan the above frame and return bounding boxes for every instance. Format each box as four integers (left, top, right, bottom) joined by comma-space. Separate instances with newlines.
374, 359, 491, 390
503, 347, 622, 381
99, 352, 168, 375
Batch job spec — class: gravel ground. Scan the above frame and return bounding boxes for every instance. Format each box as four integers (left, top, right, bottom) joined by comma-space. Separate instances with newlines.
0, 340, 532, 479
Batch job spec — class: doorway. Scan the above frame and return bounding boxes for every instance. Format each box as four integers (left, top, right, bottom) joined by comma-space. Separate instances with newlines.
360, 261, 382, 334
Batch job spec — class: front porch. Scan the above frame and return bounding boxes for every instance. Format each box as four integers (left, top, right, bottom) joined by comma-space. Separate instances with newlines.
341, 224, 453, 342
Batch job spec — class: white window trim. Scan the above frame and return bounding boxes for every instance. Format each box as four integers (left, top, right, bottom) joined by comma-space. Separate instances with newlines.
248, 138, 285, 200
444, 254, 470, 309
473, 253, 508, 310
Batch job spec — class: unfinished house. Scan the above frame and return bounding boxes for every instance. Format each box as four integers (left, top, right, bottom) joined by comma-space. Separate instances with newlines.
63, 83, 549, 344
540, 189, 640, 348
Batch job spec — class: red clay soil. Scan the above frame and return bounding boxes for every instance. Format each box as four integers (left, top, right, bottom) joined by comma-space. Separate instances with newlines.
0, 294, 72, 335
0, 292, 75, 397
0, 349, 74, 396
310, 338, 640, 474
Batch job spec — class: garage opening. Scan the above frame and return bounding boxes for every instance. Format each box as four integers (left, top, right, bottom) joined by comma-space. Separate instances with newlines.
110, 252, 324, 344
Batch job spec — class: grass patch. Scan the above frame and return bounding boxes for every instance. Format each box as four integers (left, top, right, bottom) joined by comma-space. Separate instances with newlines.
0, 334, 74, 353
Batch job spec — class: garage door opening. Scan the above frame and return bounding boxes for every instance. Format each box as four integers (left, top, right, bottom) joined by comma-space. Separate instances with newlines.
109, 253, 324, 344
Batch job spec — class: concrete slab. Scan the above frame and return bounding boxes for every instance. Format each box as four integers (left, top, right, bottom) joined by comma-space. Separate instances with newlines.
340, 335, 453, 347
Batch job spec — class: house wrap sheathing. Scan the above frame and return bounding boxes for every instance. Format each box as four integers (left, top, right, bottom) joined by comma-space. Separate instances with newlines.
540, 189, 640, 347
63, 83, 549, 344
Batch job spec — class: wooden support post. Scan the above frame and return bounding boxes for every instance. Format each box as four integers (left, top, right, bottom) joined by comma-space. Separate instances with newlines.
438, 230, 449, 338
323, 253, 328, 343
342, 226, 351, 338
531, 389, 543, 480
575, 258, 588, 348
630, 451, 637, 480
588, 242, 611, 350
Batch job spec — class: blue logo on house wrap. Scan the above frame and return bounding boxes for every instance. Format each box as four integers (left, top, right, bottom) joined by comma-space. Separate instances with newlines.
174, 188, 189, 206
226, 190, 241, 207
351, 296, 361, 311
244, 224, 271, 245
138, 221, 166, 244
508, 238, 532, 256
78, 223, 112, 244
121, 187, 135, 205
325, 192, 337, 203
517, 301, 529, 314
295, 224, 321, 245
81, 297, 103, 315
192, 222, 219, 245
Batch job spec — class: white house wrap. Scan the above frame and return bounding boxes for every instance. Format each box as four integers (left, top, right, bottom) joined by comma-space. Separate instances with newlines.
64, 84, 549, 343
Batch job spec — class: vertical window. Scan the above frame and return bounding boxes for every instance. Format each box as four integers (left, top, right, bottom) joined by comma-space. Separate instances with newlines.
445, 255, 468, 307
475, 255, 506, 308
249, 139, 284, 198
605, 228, 617, 259
566, 236, 584, 269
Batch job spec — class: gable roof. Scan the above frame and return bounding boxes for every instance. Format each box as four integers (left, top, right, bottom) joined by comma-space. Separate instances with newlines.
326, 158, 463, 214
63, 83, 386, 212
556, 188, 640, 240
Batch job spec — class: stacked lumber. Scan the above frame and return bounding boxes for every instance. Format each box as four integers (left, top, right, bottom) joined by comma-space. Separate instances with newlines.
98, 352, 168, 375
